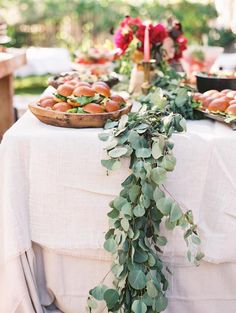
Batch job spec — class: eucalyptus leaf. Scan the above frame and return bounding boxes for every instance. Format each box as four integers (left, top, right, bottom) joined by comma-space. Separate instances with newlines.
156, 197, 172, 216
87, 298, 98, 309
129, 131, 148, 150
142, 182, 154, 200
112, 264, 124, 277
156, 236, 167, 246
121, 174, 136, 187
133, 204, 145, 217
128, 270, 147, 290
151, 167, 167, 185
118, 114, 129, 130
104, 120, 118, 129
105, 139, 118, 150
185, 210, 194, 224
152, 142, 163, 159
134, 249, 149, 263
90, 285, 108, 301
108, 147, 128, 158
175, 88, 188, 107
155, 293, 168, 311
153, 188, 165, 202
187, 250, 192, 262
178, 215, 188, 229
147, 280, 158, 298
179, 117, 187, 131
165, 218, 177, 230
104, 238, 117, 253
131, 299, 147, 313
191, 234, 201, 245
148, 254, 156, 267
105, 228, 114, 240
107, 208, 119, 219
124, 145, 133, 157
135, 148, 152, 158
101, 159, 121, 171
121, 218, 129, 232
139, 194, 150, 209
98, 132, 110, 141
128, 130, 141, 149
129, 184, 141, 202
162, 155, 176, 171
170, 203, 182, 222
118, 130, 130, 144
113, 196, 127, 210
121, 202, 132, 217
103, 289, 119, 309
196, 251, 205, 261
135, 123, 149, 134
150, 89, 166, 110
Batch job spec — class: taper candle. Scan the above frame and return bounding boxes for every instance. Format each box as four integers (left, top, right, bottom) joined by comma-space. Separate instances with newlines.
144, 24, 150, 62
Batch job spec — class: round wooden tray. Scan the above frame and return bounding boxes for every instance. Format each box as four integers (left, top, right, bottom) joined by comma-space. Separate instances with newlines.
29, 102, 132, 128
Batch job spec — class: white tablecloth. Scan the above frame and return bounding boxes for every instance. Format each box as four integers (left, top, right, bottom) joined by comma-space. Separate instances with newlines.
1, 111, 236, 312
1, 111, 236, 263
15, 47, 72, 77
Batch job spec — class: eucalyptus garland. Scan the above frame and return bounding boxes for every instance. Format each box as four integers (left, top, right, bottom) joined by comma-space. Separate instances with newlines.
86, 98, 203, 313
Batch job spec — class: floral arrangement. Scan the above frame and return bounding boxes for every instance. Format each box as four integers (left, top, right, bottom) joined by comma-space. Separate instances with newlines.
114, 16, 188, 63
75, 47, 114, 65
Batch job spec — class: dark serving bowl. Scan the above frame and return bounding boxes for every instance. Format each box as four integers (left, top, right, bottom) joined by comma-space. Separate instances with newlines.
196, 73, 236, 93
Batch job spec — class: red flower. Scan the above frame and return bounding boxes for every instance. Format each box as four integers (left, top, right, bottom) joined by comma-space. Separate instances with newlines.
136, 23, 167, 47
136, 24, 146, 44
114, 28, 133, 53
121, 16, 142, 31
173, 35, 188, 60
150, 23, 167, 45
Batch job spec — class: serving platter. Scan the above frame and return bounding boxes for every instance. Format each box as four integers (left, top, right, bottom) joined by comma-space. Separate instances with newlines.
196, 108, 236, 130
29, 101, 132, 128
48, 75, 119, 89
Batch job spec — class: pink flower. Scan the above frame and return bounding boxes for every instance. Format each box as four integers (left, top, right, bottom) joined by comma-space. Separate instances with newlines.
150, 23, 167, 45
176, 34, 188, 51
114, 28, 133, 53
173, 35, 188, 60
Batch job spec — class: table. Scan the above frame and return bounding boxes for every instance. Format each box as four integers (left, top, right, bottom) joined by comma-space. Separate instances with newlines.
15, 47, 71, 77
0, 48, 26, 138
1, 111, 236, 313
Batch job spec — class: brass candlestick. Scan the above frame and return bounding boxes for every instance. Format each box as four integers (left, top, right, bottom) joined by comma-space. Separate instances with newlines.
141, 59, 156, 95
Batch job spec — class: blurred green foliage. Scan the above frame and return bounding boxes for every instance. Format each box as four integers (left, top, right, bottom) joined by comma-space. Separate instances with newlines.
14, 75, 49, 95
2, 0, 232, 50
208, 28, 236, 50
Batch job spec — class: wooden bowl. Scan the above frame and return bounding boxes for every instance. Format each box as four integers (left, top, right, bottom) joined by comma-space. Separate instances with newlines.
28, 101, 132, 128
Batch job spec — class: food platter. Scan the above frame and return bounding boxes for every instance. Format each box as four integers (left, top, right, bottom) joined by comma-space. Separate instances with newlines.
193, 88, 236, 130
31, 79, 132, 128
196, 108, 236, 130
29, 101, 132, 128
48, 71, 119, 89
